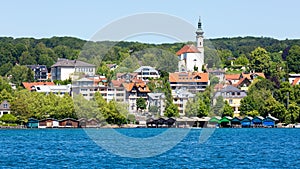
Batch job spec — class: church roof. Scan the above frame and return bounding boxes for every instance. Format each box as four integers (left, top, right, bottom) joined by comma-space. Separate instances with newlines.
176, 44, 200, 56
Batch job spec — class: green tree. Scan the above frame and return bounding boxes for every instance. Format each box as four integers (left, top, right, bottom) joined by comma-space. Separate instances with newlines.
287, 102, 300, 124
222, 101, 234, 117
8, 65, 34, 86
249, 47, 271, 73
136, 97, 147, 111
0, 89, 13, 103
246, 110, 259, 117
164, 103, 179, 117
235, 54, 249, 66
287, 45, 300, 73
261, 97, 286, 121
0, 114, 17, 124
210, 75, 219, 87
0, 76, 12, 93
0, 63, 13, 76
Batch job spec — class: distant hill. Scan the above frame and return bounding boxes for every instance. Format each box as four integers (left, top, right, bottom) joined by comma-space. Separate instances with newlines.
0, 36, 300, 76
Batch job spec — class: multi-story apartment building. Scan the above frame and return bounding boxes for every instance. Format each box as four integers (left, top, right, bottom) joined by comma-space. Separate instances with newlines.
27, 65, 48, 81
134, 66, 160, 80
169, 72, 209, 95
147, 93, 165, 116
123, 82, 150, 113
51, 58, 96, 81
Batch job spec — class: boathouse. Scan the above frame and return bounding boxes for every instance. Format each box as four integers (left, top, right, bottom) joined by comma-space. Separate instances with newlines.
252, 116, 264, 127
78, 118, 101, 128
263, 116, 279, 127
219, 116, 232, 128
241, 117, 253, 128
26, 118, 39, 128
39, 118, 59, 128
59, 118, 79, 128
208, 116, 221, 127
231, 117, 241, 128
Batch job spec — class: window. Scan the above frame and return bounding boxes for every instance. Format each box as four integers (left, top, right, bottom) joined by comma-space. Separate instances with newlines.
81, 89, 88, 91
3, 104, 8, 109
229, 99, 233, 104
83, 94, 88, 96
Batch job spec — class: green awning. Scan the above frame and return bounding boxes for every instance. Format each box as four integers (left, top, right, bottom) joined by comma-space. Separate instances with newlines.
209, 117, 220, 123
219, 117, 231, 123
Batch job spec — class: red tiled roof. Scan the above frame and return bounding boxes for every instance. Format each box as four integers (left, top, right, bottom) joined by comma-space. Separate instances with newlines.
225, 74, 240, 80
176, 44, 200, 56
169, 72, 209, 83
241, 72, 265, 79
111, 80, 125, 87
123, 82, 150, 93
292, 78, 300, 86
22, 82, 55, 91
233, 77, 251, 87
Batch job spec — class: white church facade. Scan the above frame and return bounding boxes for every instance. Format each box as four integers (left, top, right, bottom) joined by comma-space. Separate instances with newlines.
177, 18, 205, 72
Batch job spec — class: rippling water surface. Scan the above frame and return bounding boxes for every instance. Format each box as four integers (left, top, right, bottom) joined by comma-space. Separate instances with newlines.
0, 128, 299, 168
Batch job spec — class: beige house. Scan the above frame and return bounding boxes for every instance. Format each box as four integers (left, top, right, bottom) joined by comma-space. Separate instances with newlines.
213, 85, 247, 117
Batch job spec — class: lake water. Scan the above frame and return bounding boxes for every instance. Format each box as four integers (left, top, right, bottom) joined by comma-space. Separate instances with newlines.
0, 128, 299, 168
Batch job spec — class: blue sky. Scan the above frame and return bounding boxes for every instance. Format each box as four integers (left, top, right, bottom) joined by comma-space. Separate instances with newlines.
0, 0, 299, 43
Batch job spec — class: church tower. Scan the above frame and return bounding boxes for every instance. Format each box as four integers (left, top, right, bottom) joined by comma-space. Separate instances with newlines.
196, 17, 204, 54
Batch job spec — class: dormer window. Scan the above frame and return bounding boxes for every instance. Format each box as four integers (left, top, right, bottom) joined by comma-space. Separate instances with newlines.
194, 75, 201, 80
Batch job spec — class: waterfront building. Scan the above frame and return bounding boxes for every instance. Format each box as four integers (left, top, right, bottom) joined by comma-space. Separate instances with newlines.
252, 116, 264, 127
38, 118, 59, 128
58, 118, 79, 128
219, 116, 232, 128
263, 115, 279, 127
231, 117, 242, 127
241, 116, 253, 128
26, 118, 39, 128
78, 118, 101, 128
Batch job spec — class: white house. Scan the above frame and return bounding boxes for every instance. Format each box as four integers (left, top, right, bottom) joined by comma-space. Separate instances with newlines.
51, 58, 96, 81
134, 66, 160, 80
